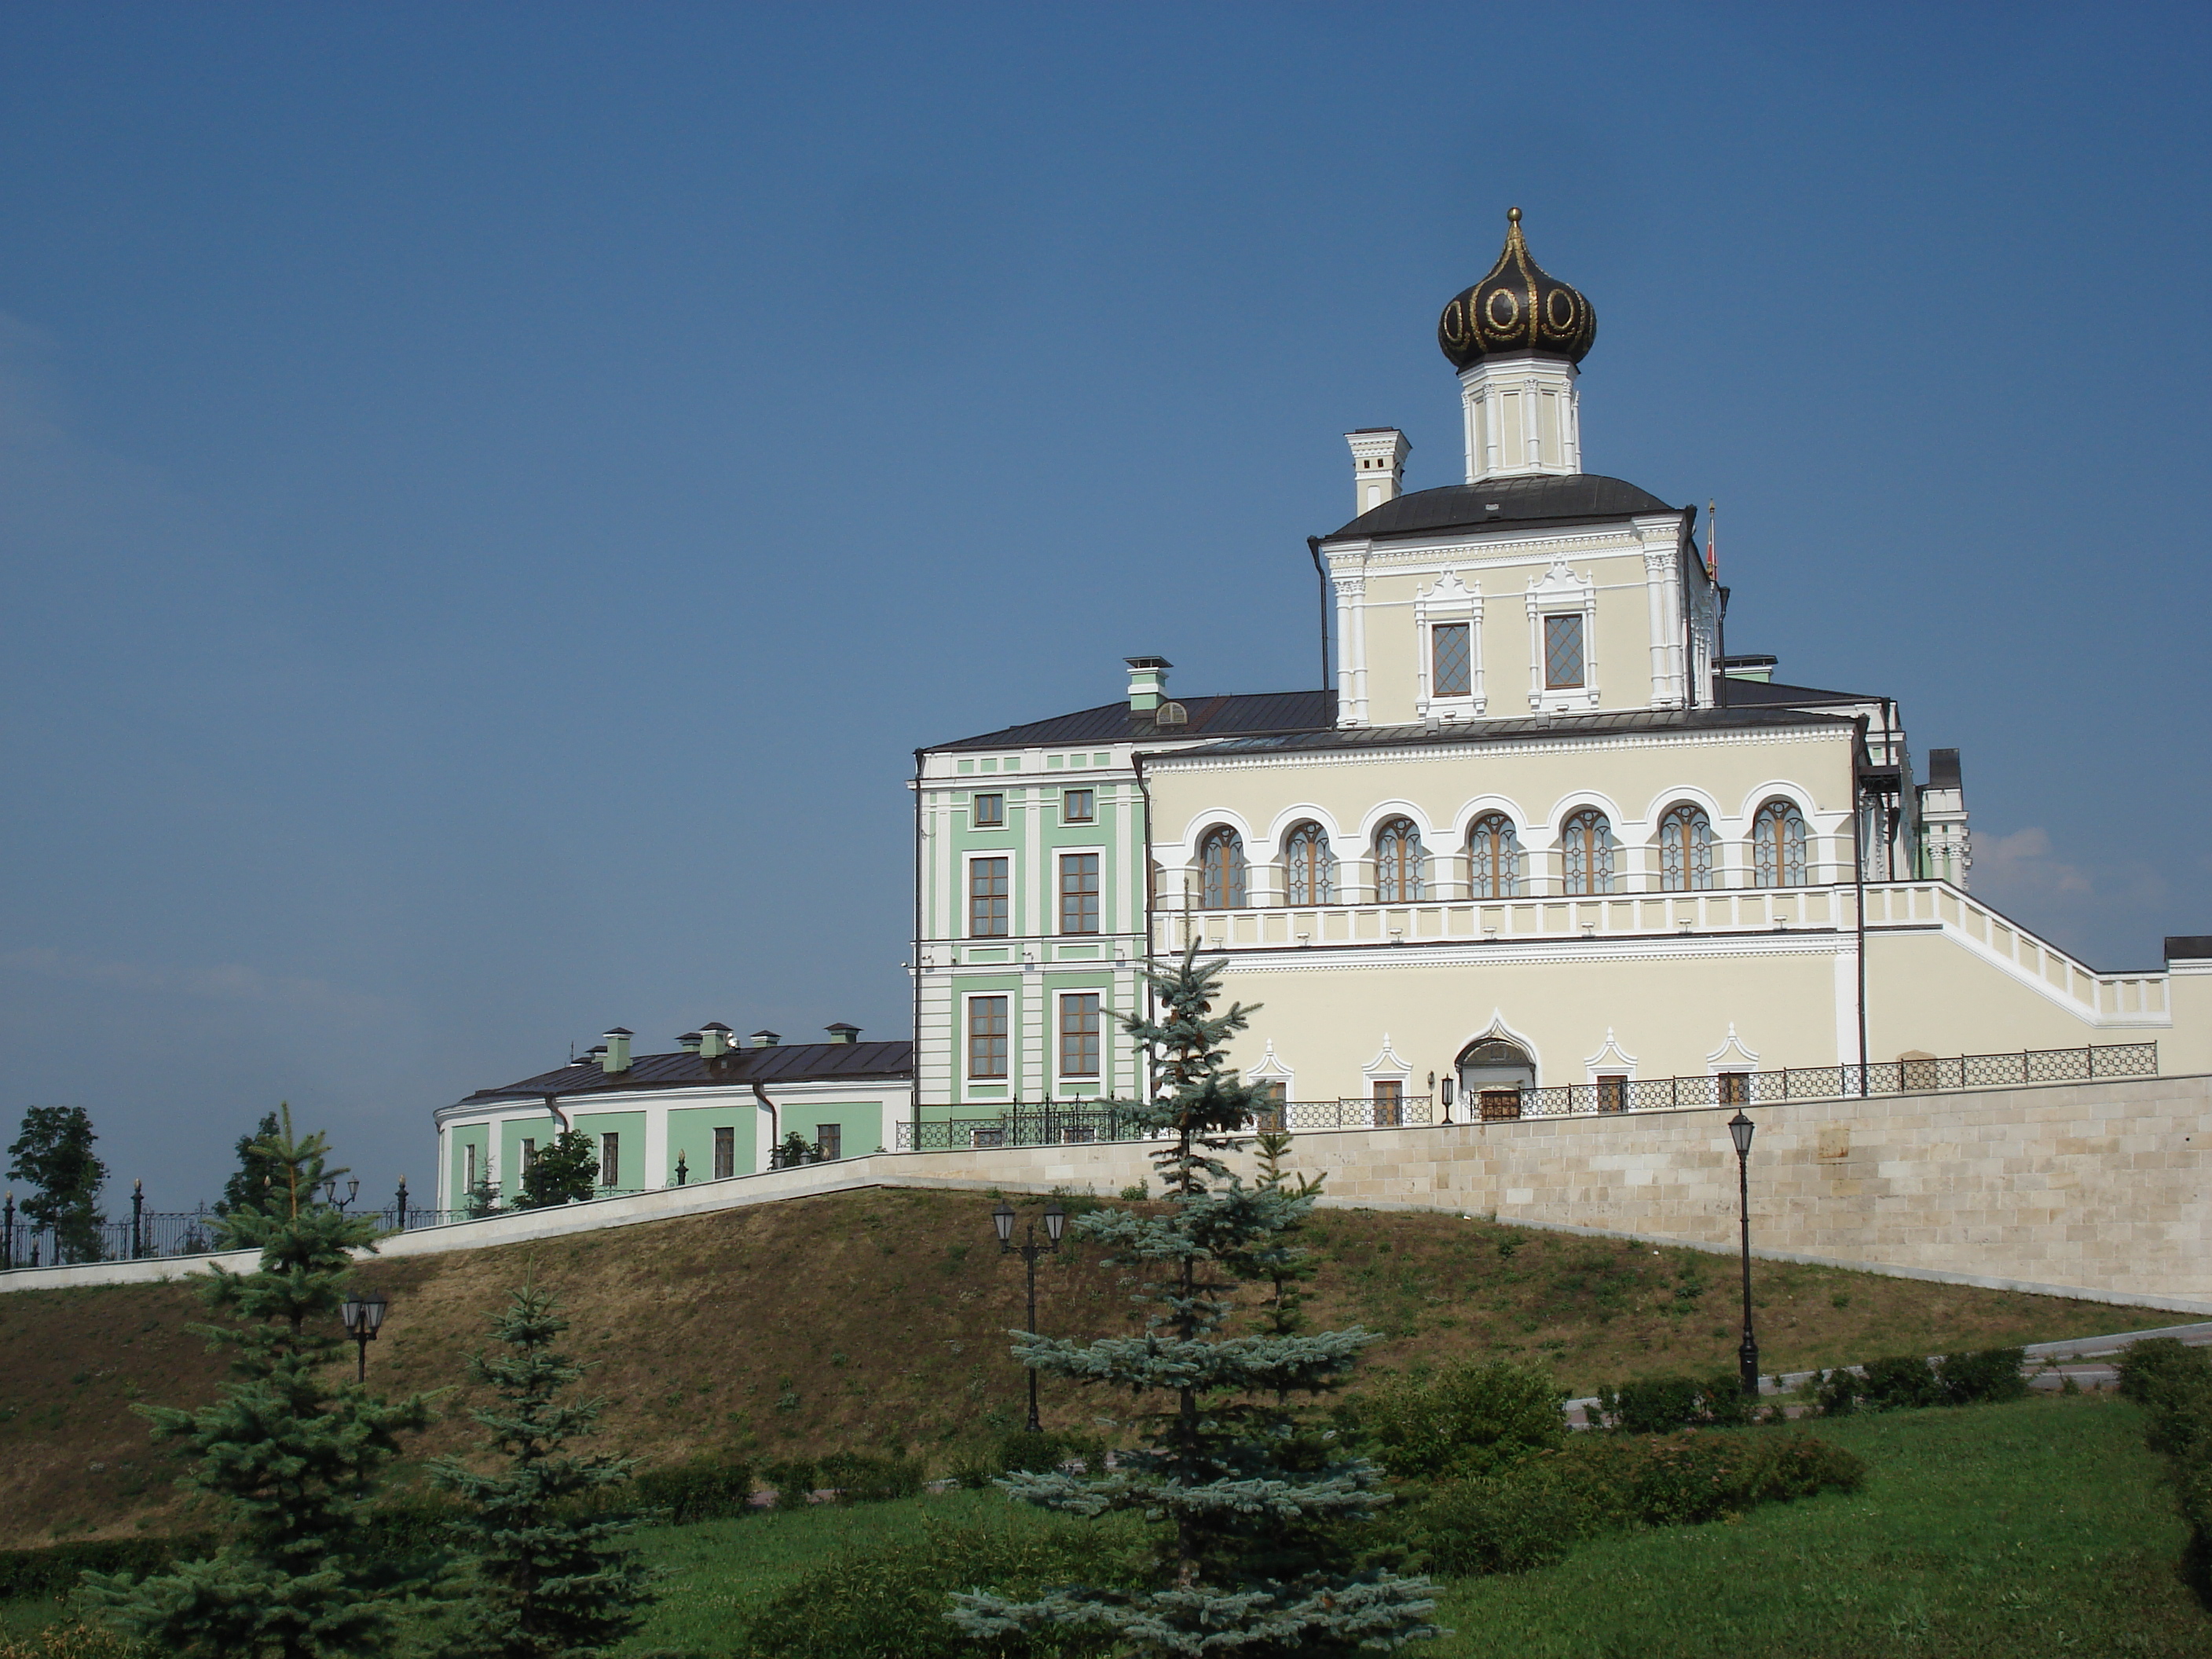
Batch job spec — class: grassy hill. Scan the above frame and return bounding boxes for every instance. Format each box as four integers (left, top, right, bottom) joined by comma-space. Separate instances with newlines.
0, 1181, 2167, 1549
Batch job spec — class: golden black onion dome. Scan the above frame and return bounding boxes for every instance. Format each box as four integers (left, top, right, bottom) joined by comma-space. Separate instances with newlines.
1437, 207, 1597, 370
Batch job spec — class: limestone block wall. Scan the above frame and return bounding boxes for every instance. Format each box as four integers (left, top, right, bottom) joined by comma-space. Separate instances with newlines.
8, 1075, 2207, 1313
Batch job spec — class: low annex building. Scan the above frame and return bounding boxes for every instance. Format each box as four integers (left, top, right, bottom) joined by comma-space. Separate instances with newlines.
434, 1023, 912, 1212
910, 210, 2212, 1139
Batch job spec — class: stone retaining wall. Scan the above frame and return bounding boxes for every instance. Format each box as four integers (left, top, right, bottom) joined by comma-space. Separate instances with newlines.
8, 1073, 2207, 1312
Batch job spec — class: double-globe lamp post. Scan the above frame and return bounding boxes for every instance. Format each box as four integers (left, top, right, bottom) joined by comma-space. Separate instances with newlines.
341, 1292, 388, 1384
993, 1200, 1066, 1432
1729, 1109, 1760, 1399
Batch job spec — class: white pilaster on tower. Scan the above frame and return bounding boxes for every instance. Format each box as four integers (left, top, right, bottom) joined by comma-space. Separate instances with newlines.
1458, 352, 1581, 483
1346, 428, 1410, 518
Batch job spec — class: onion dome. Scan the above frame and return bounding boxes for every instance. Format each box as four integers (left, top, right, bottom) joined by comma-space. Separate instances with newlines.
1437, 207, 1597, 370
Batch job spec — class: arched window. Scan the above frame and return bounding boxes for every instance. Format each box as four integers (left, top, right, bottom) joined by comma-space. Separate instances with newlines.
1199, 826, 1247, 909
1374, 818, 1426, 903
1467, 813, 1522, 899
1560, 808, 1615, 895
1657, 803, 1714, 892
1752, 799, 1808, 887
1284, 822, 1334, 906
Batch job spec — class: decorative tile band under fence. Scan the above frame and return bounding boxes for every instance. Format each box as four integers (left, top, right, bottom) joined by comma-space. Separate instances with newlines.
896, 1041, 2159, 1150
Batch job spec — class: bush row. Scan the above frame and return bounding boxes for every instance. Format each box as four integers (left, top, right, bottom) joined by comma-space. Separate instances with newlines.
1410, 1430, 1867, 1577
1810, 1347, 2027, 1414
2115, 1337, 2212, 1595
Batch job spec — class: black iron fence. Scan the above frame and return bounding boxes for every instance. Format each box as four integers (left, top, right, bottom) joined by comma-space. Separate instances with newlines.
895, 1041, 2158, 1148
0, 1188, 473, 1272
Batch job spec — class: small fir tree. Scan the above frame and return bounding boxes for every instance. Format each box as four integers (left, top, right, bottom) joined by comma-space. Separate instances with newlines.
950, 944, 1438, 1655
80, 1108, 431, 1659
514, 1130, 597, 1210
6, 1104, 108, 1262
1243, 1131, 1324, 1338
214, 1110, 285, 1217
429, 1283, 657, 1658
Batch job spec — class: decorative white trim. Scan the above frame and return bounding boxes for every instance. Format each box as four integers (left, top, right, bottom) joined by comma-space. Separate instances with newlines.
1414, 569, 1485, 722
1526, 557, 1601, 713
1361, 1033, 1413, 1083
1584, 1028, 1639, 1081
1457, 1012, 1544, 1085
1143, 723, 1855, 777
1705, 1024, 1761, 1072
1245, 1038, 1297, 1101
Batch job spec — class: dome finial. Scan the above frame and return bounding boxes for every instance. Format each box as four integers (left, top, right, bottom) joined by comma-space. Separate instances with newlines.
1507, 205, 1521, 225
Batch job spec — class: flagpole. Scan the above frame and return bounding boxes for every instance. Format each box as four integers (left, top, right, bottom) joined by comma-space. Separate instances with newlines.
1709, 499, 1725, 708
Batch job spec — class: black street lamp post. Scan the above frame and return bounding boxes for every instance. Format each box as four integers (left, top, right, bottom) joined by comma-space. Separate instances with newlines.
1729, 1110, 1760, 1398
324, 1178, 361, 1213
341, 1292, 388, 1383
993, 1199, 1066, 1432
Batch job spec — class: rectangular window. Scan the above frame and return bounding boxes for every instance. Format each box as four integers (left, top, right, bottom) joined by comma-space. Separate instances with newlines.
1060, 993, 1101, 1077
815, 1124, 842, 1161
1596, 1075, 1628, 1113
1372, 1079, 1403, 1128
1717, 1072, 1750, 1107
1431, 622, 1471, 698
969, 856, 1009, 937
1062, 788, 1095, 823
713, 1126, 734, 1181
969, 996, 1009, 1079
972, 792, 1005, 827
598, 1132, 620, 1188
1256, 1079, 1287, 1132
520, 1137, 536, 1170
1060, 852, 1100, 935
463, 1141, 478, 1195
1544, 613, 1586, 689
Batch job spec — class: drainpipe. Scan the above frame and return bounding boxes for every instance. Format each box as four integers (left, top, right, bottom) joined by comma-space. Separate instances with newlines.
1306, 537, 1331, 696
542, 1093, 569, 1132
752, 1081, 778, 1166
1133, 748, 1159, 1102
1851, 717, 1870, 1097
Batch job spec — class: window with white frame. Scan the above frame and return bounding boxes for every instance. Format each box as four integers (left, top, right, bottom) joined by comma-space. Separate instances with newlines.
1752, 800, 1808, 887
972, 792, 1005, 827
1467, 812, 1521, 898
969, 856, 1009, 937
1199, 827, 1247, 909
1525, 557, 1599, 712
968, 996, 1009, 1079
1414, 569, 1483, 718
1284, 821, 1334, 905
1375, 818, 1425, 902
1059, 993, 1101, 1078
1658, 804, 1715, 892
598, 1132, 620, 1188
1560, 808, 1615, 895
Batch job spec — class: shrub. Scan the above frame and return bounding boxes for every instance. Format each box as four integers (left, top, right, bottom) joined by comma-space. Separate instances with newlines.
1363, 1358, 1564, 1478
1598, 1372, 1756, 1434
1413, 1430, 1865, 1577
764, 1458, 819, 1504
1814, 1348, 2024, 1414
817, 1451, 927, 1503
628, 1459, 757, 1523
742, 1519, 1133, 1659
2116, 1338, 2212, 1595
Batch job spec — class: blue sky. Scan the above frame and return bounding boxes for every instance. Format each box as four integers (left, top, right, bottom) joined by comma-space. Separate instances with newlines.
3, 3, 2207, 1205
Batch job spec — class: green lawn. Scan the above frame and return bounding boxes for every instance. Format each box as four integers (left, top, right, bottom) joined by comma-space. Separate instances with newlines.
5, 1394, 2203, 1657
1430, 1394, 2206, 1658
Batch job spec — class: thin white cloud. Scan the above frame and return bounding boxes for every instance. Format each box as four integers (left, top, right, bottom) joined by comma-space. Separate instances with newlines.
0, 947, 389, 1024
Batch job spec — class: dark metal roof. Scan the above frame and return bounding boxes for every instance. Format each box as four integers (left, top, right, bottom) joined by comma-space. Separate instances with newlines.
1326, 474, 1681, 542
2166, 936, 2212, 961
1151, 704, 1856, 763
1715, 677, 1888, 708
930, 689, 1335, 754
458, 1039, 914, 1107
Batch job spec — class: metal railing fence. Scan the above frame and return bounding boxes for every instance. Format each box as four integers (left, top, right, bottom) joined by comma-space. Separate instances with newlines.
0, 1196, 474, 1272
896, 1040, 2157, 1148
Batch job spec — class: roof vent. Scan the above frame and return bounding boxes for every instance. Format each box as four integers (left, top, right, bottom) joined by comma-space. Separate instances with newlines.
825, 1022, 859, 1045
1155, 701, 1188, 727
699, 1021, 733, 1060
600, 1028, 632, 1075
676, 1031, 703, 1054
749, 1029, 780, 1049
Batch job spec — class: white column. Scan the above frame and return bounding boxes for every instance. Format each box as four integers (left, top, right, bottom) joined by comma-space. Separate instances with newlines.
643, 1102, 667, 1190
1643, 548, 1671, 709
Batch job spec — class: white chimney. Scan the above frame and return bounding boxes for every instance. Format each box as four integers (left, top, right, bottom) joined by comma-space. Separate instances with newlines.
1346, 428, 1410, 517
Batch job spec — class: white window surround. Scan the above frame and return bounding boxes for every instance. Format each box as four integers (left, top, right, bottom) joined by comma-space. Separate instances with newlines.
1705, 1024, 1761, 1074
963, 850, 1014, 940
961, 990, 1015, 1096
1414, 569, 1485, 721
1526, 557, 1600, 713
1583, 1028, 1639, 1082
1361, 1034, 1413, 1086
1246, 1038, 1297, 1102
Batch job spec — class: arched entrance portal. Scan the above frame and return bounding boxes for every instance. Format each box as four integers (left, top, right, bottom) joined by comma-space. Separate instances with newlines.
1456, 1037, 1536, 1122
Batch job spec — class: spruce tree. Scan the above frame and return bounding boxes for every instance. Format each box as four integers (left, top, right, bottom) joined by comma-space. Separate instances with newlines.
214, 1110, 285, 1218
428, 1283, 657, 1658
80, 1108, 431, 1659
950, 945, 1438, 1655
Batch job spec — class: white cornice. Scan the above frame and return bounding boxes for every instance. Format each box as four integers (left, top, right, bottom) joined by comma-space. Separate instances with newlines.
1210, 932, 1852, 974
1144, 723, 1854, 775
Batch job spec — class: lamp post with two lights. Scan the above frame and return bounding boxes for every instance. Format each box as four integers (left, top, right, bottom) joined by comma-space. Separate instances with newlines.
993, 1199, 1066, 1432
